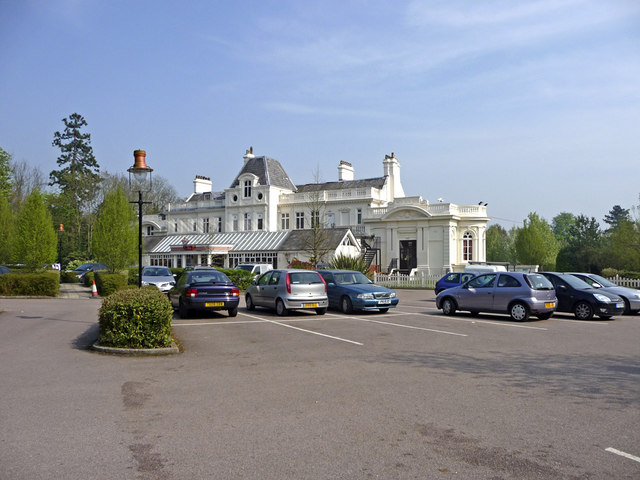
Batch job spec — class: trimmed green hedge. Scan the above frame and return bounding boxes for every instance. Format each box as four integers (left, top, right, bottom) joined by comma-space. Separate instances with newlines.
60, 270, 79, 283
95, 271, 128, 296
98, 287, 173, 348
219, 268, 254, 290
0, 272, 60, 296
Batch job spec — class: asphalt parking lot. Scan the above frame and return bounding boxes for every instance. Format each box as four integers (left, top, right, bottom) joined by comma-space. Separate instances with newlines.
1, 289, 639, 479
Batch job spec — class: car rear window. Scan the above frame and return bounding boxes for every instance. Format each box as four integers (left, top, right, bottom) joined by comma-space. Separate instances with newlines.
524, 274, 554, 290
289, 272, 323, 284
189, 272, 231, 284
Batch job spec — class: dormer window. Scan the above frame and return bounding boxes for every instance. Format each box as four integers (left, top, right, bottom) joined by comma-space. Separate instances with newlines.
243, 180, 252, 198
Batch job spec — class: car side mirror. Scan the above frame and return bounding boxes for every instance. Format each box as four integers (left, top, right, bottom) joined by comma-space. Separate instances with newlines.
558, 284, 566, 290
327, 282, 336, 287
173, 274, 177, 280
251, 279, 257, 285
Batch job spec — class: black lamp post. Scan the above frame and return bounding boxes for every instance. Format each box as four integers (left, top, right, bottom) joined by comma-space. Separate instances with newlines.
128, 149, 153, 287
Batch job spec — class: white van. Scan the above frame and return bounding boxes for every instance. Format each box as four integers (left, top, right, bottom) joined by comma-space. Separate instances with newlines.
234, 264, 274, 276
464, 264, 507, 274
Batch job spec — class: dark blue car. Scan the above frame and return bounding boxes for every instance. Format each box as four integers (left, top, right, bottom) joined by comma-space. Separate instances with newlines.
435, 272, 476, 294
317, 270, 398, 313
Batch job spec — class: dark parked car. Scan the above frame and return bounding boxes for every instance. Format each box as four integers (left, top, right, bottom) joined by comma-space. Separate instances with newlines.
73, 262, 107, 280
316, 270, 398, 313
436, 272, 557, 321
0, 266, 12, 274
539, 272, 624, 320
169, 267, 240, 318
245, 269, 328, 316
568, 272, 640, 315
435, 272, 476, 294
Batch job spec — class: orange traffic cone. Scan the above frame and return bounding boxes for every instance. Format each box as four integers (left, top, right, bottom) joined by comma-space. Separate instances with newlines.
92, 280, 98, 297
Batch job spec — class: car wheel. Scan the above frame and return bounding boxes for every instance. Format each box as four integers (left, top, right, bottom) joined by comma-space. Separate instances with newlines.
441, 298, 456, 316
245, 294, 255, 311
316, 307, 327, 315
379, 308, 389, 313
509, 302, 529, 322
228, 307, 238, 317
574, 301, 594, 320
178, 300, 190, 319
341, 296, 353, 314
622, 298, 631, 315
276, 299, 288, 316
537, 312, 553, 320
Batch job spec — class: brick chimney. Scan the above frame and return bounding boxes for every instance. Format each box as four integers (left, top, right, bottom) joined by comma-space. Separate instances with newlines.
338, 160, 354, 181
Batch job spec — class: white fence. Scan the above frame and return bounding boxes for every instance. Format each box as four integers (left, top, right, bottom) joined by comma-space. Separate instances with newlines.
373, 272, 640, 290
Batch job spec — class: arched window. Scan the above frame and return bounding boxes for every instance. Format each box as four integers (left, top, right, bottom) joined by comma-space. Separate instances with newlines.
463, 232, 473, 261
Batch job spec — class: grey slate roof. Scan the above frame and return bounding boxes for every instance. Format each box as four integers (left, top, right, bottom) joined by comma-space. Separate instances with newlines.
186, 192, 225, 203
296, 177, 387, 192
230, 156, 297, 192
278, 228, 355, 251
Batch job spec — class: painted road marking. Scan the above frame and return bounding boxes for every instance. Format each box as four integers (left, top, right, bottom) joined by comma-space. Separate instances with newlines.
605, 447, 640, 463
351, 317, 467, 336
416, 312, 548, 330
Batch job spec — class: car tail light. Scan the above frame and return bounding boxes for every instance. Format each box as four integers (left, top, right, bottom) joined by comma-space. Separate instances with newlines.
286, 273, 291, 293
186, 288, 197, 298
318, 273, 327, 292
231, 287, 239, 297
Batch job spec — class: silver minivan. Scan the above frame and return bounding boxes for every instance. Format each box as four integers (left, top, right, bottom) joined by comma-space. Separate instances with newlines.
245, 269, 328, 316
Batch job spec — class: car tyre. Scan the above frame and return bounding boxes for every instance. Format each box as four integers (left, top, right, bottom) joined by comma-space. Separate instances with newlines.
441, 298, 456, 316
178, 300, 190, 319
276, 299, 288, 316
245, 294, 255, 311
341, 296, 353, 314
316, 307, 327, 315
574, 301, 594, 320
509, 302, 529, 321
537, 312, 553, 320
622, 298, 631, 315
379, 308, 389, 313
228, 307, 238, 317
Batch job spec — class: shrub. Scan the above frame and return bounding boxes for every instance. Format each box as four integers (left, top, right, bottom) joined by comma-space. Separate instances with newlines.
288, 258, 314, 270
83, 271, 95, 287
220, 268, 253, 290
329, 253, 371, 275
60, 270, 79, 283
0, 272, 59, 296
98, 287, 173, 348
601, 268, 618, 278
127, 268, 138, 286
95, 271, 128, 296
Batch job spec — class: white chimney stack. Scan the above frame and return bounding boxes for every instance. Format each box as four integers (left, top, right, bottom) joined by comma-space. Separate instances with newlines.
383, 152, 405, 199
193, 175, 212, 194
243, 146, 255, 164
338, 160, 354, 181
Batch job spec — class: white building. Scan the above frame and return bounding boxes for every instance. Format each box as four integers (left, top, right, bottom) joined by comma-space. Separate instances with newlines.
143, 148, 489, 273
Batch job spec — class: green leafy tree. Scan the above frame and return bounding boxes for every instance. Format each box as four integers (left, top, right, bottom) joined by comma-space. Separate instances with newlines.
514, 212, 559, 269
606, 220, 640, 271
0, 193, 16, 263
557, 215, 603, 272
0, 147, 14, 197
603, 205, 630, 233
49, 113, 101, 257
486, 224, 516, 263
552, 212, 577, 247
15, 189, 57, 271
91, 185, 137, 273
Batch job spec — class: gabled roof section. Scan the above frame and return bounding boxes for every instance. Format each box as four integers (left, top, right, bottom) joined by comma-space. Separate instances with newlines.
278, 228, 359, 252
186, 191, 225, 203
230, 156, 297, 192
296, 177, 387, 192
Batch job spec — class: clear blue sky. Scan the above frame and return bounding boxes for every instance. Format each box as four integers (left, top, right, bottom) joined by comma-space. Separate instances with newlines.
1, 0, 639, 227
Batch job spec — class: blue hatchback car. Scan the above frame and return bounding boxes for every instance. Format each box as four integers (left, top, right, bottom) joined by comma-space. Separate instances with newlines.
435, 272, 476, 294
317, 270, 399, 313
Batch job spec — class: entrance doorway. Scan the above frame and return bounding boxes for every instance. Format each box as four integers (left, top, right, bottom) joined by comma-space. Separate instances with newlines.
399, 240, 417, 273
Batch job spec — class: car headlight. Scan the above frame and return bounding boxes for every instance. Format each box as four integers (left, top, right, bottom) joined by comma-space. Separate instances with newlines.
389, 292, 397, 298
170, 282, 176, 286
633, 293, 640, 299
357, 293, 374, 299
594, 294, 611, 303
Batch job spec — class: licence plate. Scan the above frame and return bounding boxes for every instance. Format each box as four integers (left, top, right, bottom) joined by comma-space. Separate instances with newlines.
205, 302, 224, 307
303, 303, 319, 308
616, 303, 623, 309
378, 299, 391, 305
544, 302, 555, 308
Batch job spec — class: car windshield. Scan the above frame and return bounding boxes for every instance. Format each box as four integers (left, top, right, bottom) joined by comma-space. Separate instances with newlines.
334, 272, 372, 285
289, 272, 323, 284
143, 267, 172, 277
585, 274, 617, 288
563, 274, 595, 289
524, 274, 554, 290
235, 265, 253, 272
189, 272, 231, 284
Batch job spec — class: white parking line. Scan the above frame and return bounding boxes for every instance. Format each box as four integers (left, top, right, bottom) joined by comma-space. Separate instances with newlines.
415, 312, 548, 330
605, 447, 640, 463
551, 318, 610, 325
351, 317, 467, 336
241, 312, 363, 346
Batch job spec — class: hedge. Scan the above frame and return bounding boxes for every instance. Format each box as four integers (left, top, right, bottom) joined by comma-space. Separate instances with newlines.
95, 271, 128, 296
98, 287, 173, 348
0, 272, 60, 296
60, 270, 79, 283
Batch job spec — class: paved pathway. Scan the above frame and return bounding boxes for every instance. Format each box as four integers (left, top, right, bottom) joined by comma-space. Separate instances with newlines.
58, 283, 96, 299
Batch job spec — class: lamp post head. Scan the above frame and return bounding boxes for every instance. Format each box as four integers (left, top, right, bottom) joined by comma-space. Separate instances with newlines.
128, 149, 153, 192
